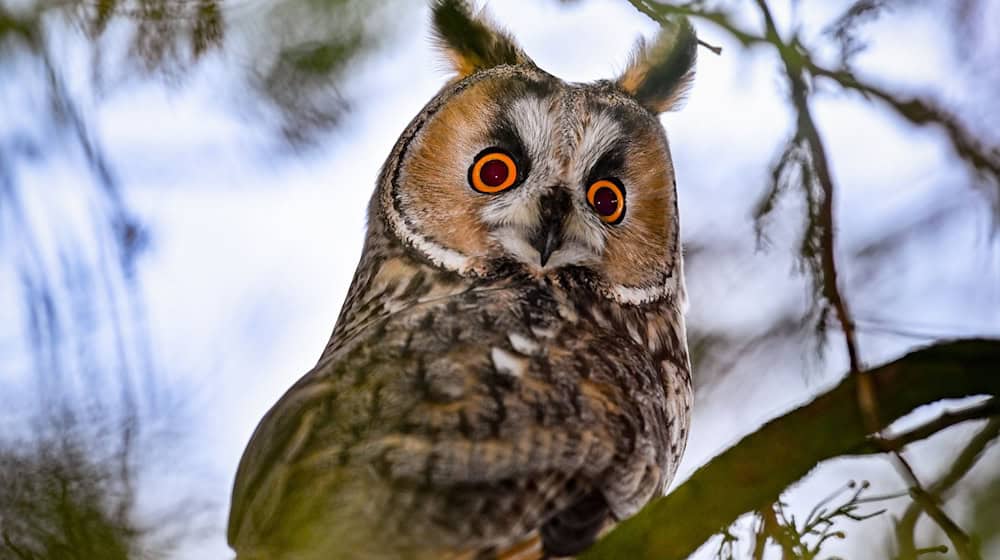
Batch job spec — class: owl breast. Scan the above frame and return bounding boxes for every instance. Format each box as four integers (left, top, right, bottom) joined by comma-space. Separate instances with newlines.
228, 253, 691, 559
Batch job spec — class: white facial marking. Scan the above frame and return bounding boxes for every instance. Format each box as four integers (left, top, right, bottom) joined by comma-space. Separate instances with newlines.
386, 211, 472, 272
611, 272, 684, 305
492, 227, 539, 266
574, 112, 621, 177
559, 212, 605, 258
509, 97, 555, 164
383, 175, 474, 273
542, 244, 599, 269
610, 252, 687, 306
485, 96, 627, 272
481, 190, 540, 229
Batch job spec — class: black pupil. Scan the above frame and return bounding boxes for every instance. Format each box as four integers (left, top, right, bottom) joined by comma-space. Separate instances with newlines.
480, 159, 509, 187
593, 186, 619, 216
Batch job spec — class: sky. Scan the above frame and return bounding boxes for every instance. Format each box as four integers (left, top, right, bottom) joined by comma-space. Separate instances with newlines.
2, 0, 999, 558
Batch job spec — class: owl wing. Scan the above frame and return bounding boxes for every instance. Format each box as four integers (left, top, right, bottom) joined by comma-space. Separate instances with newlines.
228, 288, 679, 558
227, 373, 606, 558
227, 370, 342, 552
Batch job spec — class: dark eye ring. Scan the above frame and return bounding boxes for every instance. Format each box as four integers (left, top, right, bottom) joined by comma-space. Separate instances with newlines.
469, 149, 519, 194
587, 179, 625, 223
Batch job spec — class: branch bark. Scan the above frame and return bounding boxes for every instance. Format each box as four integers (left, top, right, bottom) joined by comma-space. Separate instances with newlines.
581, 339, 1000, 560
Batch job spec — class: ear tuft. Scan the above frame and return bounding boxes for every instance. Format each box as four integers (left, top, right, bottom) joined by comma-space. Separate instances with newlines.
617, 17, 697, 113
431, 0, 533, 78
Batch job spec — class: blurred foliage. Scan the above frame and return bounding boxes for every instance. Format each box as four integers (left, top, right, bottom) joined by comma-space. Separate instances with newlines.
0, 0, 399, 402
1, 0, 397, 556
247, 0, 402, 144
87, 0, 225, 76
0, 402, 214, 559
1, 416, 153, 559
1, 0, 999, 559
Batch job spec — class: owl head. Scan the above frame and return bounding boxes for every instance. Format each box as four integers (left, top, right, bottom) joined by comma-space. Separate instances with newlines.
374, 0, 696, 306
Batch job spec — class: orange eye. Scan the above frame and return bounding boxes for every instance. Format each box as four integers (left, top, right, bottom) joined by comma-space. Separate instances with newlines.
469, 150, 518, 194
587, 179, 625, 223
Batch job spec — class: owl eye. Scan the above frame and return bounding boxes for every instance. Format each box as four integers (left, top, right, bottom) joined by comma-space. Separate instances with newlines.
587, 179, 625, 224
469, 149, 518, 194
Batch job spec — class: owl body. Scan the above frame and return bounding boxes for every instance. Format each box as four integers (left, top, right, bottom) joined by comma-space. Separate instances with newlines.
229, 2, 697, 558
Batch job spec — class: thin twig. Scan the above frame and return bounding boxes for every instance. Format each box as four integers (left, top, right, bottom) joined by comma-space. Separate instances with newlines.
806, 62, 1000, 189
753, 0, 884, 451
895, 417, 999, 559
908, 486, 978, 559
627, 0, 1000, 209
878, 398, 1000, 451
751, 0, 866, 398
751, 513, 768, 560
626, 0, 723, 54
626, 0, 770, 48
761, 504, 796, 560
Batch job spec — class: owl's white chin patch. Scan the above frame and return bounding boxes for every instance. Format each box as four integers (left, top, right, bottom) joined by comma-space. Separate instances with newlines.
495, 233, 541, 268
494, 228, 598, 273
542, 244, 598, 269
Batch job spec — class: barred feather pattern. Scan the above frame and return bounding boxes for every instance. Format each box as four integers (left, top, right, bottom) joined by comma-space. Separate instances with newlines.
228, 220, 691, 559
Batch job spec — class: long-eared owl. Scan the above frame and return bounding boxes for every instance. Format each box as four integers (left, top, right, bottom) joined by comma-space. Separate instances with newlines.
228, 1, 696, 558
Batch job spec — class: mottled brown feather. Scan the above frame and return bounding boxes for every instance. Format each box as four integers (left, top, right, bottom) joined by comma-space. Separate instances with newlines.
228, 6, 694, 559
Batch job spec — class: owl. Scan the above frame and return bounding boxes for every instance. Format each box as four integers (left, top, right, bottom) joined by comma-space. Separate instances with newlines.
227, 1, 696, 558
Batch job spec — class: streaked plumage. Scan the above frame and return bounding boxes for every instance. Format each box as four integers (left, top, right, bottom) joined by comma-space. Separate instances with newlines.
228, 2, 697, 558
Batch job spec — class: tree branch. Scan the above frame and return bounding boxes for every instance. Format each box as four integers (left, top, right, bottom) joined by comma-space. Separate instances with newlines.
895, 417, 1000, 559
805, 62, 1000, 192
752, 0, 874, 425
581, 339, 1000, 560
908, 484, 979, 560
863, 398, 1000, 453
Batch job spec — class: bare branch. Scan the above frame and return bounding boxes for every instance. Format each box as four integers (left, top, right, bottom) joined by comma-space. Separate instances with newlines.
908, 484, 979, 559
751, 513, 768, 560
867, 398, 1000, 452
627, 0, 771, 49
895, 417, 1000, 559
626, 0, 722, 54
752, 0, 867, 396
806, 63, 1000, 198
582, 339, 1000, 559
630, 0, 1000, 217
760, 504, 796, 560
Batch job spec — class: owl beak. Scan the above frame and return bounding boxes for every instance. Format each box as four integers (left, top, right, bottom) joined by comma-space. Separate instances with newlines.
530, 189, 570, 267
533, 222, 561, 267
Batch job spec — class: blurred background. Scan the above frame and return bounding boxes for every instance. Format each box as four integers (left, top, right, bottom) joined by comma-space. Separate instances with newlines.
1, 0, 998, 558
